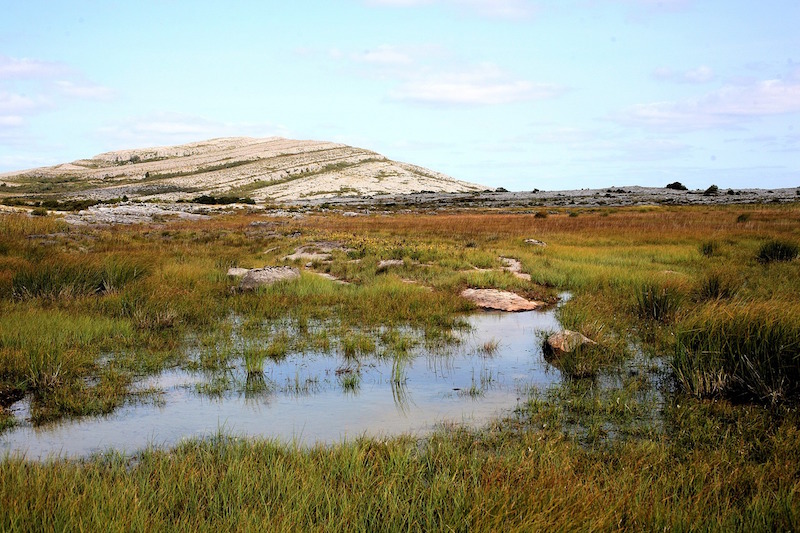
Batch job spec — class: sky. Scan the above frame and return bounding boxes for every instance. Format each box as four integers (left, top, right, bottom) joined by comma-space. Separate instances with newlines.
1, 0, 799, 191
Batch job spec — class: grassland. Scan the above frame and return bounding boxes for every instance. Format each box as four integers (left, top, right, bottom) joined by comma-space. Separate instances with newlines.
1, 204, 799, 530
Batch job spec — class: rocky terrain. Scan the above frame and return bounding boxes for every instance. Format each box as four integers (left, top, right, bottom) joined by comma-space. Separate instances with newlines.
1, 136, 797, 225
0, 137, 486, 202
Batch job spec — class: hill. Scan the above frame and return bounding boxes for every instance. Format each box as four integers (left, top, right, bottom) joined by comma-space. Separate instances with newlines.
0, 137, 487, 202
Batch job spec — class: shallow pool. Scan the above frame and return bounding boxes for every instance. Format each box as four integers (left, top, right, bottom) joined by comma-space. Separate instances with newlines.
2, 306, 564, 459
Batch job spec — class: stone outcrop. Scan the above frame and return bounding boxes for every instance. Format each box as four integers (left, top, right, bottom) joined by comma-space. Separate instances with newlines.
238, 266, 300, 290
460, 288, 544, 312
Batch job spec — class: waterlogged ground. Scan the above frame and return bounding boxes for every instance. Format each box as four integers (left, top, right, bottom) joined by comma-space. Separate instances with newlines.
2, 307, 564, 459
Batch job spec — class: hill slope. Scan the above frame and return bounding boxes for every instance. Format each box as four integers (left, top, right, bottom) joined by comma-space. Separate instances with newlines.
0, 137, 487, 201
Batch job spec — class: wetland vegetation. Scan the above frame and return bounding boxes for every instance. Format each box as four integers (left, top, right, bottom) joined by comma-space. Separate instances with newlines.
1, 203, 799, 530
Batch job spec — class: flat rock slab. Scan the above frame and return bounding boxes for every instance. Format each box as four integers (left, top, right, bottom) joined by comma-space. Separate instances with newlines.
546, 330, 597, 355
239, 266, 300, 290
460, 288, 544, 312
282, 242, 353, 263
499, 257, 532, 281
312, 272, 350, 285
377, 259, 405, 269
227, 267, 250, 277
524, 239, 547, 247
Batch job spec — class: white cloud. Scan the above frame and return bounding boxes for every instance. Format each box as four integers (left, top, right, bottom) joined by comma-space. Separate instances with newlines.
653, 65, 714, 84
390, 64, 564, 105
0, 92, 41, 114
534, 127, 598, 144
364, 0, 536, 19
618, 79, 800, 130
96, 113, 290, 147
0, 55, 66, 79
355, 45, 414, 66
55, 80, 115, 100
0, 115, 24, 127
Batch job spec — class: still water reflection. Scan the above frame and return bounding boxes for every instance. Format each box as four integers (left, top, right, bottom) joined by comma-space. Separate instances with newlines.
2, 307, 563, 459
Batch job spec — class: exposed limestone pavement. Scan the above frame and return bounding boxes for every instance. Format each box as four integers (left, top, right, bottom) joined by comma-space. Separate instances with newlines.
460, 288, 545, 312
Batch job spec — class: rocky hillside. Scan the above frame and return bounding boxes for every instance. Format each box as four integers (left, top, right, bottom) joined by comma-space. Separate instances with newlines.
0, 137, 487, 202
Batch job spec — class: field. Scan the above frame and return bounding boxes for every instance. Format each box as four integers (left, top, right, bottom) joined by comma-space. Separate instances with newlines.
1, 203, 799, 530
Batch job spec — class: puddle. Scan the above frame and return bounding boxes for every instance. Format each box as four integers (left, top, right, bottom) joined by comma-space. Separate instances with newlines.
2, 307, 564, 460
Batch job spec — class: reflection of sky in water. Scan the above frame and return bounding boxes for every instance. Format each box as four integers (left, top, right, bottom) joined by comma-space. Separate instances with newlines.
2, 308, 563, 460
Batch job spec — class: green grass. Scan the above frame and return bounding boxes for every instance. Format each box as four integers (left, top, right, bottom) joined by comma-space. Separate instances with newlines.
674, 302, 800, 404
1, 205, 800, 529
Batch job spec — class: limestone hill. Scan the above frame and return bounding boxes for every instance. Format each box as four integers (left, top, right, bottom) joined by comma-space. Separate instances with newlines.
0, 137, 487, 202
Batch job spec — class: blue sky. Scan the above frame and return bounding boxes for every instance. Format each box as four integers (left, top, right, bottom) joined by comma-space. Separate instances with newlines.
1, 0, 799, 190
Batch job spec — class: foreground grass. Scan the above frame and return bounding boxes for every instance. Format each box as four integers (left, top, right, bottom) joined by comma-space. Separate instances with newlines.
1, 400, 798, 531
1, 204, 799, 530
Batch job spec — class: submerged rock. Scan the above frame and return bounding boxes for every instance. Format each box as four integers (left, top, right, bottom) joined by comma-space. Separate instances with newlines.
545, 330, 597, 355
460, 288, 544, 312
239, 266, 300, 290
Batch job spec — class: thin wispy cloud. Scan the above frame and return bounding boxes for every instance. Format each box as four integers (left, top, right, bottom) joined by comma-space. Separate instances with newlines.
55, 81, 115, 101
96, 113, 289, 148
364, 0, 536, 19
391, 76, 561, 105
653, 65, 714, 84
618, 79, 800, 130
0, 55, 66, 79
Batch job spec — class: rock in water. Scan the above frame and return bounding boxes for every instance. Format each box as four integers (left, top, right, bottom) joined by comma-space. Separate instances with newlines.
545, 330, 597, 355
239, 266, 300, 290
460, 288, 544, 312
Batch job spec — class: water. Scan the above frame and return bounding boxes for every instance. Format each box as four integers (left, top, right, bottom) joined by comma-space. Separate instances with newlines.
2, 307, 564, 460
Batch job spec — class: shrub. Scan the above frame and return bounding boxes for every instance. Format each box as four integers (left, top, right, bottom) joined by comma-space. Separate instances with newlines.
665, 182, 688, 191
31, 207, 49, 216
703, 185, 719, 196
534, 211, 548, 219
756, 240, 798, 264
736, 213, 751, 223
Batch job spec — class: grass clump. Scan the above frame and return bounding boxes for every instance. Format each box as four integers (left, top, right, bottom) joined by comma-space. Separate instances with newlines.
699, 240, 717, 257
674, 303, 800, 405
756, 239, 799, 264
634, 282, 682, 323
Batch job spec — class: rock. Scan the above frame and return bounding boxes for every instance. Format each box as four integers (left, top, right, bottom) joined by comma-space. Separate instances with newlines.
460, 288, 544, 312
377, 259, 405, 270
545, 330, 597, 356
524, 239, 547, 247
227, 267, 250, 277
239, 266, 300, 290
312, 272, 350, 285
282, 241, 352, 263
499, 257, 532, 281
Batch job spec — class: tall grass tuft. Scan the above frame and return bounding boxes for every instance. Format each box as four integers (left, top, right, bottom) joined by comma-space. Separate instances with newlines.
695, 270, 738, 301
674, 303, 800, 405
699, 241, 717, 257
756, 240, 798, 264
634, 282, 682, 322
12, 257, 144, 299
